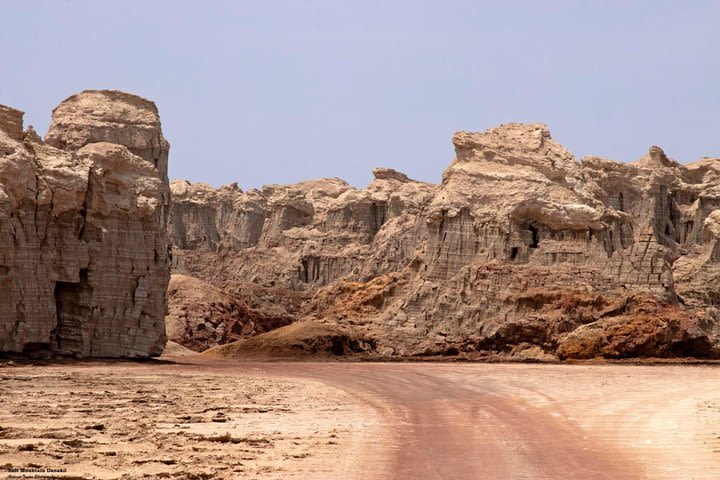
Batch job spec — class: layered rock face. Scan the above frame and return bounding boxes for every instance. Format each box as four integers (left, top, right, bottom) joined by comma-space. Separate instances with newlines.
171, 124, 720, 359
169, 169, 435, 287
0, 90, 170, 357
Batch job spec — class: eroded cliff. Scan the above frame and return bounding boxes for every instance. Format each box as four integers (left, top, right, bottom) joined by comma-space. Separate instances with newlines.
171, 123, 720, 359
0, 90, 170, 357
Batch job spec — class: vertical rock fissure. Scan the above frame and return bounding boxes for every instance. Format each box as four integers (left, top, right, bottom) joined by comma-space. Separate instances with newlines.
529, 224, 540, 248
53, 268, 91, 356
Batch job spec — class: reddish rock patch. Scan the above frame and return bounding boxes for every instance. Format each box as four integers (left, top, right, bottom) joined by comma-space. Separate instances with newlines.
166, 274, 293, 352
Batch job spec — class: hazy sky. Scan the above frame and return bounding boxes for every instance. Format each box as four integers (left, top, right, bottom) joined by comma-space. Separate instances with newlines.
1, 1, 718, 188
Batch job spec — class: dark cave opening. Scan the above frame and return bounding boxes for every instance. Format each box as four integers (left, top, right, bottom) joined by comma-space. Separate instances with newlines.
529, 225, 539, 248
53, 268, 90, 356
301, 258, 309, 283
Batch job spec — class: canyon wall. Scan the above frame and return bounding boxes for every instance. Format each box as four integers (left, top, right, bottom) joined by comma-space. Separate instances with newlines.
170, 123, 720, 359
0, 90, 170, 357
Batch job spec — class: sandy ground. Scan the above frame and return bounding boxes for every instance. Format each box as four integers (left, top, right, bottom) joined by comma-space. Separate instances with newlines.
0, 361, 378, 480
0, 360, 719, 479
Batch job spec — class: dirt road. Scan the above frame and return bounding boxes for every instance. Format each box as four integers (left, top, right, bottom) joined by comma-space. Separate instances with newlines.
234, 362, 720, 480
1, 361, 719, 479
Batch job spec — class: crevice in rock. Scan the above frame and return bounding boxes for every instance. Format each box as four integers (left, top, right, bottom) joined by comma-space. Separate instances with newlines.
300, 256, 321, 283
369, 201, 387, 235
77, 169, 94, 242
529, 224, 539, 248
53, 268, 91, 356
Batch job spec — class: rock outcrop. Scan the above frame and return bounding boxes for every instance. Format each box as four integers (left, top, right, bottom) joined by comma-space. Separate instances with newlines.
556, 294, 714, 359
171, 123, 720, 360
169, 168, 436, 287
166, 274, 293, 352
0, 90, 170, 357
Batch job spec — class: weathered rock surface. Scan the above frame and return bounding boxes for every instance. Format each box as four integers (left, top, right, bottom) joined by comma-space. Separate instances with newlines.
171, 123, 720, 359
556, 294, 714, 359
0, 90, 170, 357
166, 274, 293, 352
169, 169, 435, 287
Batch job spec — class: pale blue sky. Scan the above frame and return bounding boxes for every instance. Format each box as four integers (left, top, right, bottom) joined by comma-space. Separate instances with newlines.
1, 1, 718, 188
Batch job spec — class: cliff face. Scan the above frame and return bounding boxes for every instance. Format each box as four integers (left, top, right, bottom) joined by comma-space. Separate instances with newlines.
169, 169, 436, 287
171, 123, 720, 359
0, 90, 170, 358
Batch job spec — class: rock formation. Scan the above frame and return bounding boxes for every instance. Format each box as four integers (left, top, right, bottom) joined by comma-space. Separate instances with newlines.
170, 123, 720, 360
169, 168, 436, 287
0, 90, 170, 357
166, 274, 293, 351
